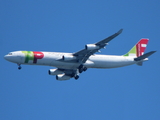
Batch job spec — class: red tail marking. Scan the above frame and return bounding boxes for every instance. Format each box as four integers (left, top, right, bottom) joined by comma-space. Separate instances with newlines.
136, 39, 149, 57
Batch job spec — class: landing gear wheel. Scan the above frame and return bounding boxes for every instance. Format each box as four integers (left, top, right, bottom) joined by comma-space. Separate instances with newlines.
18, 66, 21, 70
79, 68, 83, 73
78, 65, 87, 73
75, 75, 79, 80
83, 67, 87, 71
78, 65, 84, 73
17, 64, 22, 70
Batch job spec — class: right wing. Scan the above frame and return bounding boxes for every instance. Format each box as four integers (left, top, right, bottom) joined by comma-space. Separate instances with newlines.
73, 29, 123, 64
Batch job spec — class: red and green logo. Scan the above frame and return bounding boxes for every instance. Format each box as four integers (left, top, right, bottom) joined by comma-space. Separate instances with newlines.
22, 51, 44, 63
124, 39, 149, 57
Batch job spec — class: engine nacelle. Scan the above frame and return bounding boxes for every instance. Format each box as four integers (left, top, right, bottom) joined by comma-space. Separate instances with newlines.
62, 55, 77, 61
56, 74, 71, 80
85, 44, 99, 50
48, 69, 64, 75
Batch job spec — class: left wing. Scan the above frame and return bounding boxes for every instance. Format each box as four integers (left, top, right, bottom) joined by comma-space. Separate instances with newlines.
73, 29, 123, 64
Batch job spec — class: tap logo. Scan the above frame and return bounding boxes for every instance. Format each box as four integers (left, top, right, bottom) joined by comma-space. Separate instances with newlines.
22, 51, 44, 63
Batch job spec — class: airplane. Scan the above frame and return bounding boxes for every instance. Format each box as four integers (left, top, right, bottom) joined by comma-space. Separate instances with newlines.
4, 29, 156, 80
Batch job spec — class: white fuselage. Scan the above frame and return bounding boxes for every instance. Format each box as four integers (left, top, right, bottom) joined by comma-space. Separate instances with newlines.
4, 51, 138, 69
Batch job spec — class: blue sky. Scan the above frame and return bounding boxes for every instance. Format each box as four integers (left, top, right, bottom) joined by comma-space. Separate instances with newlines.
1, 0, 160, 120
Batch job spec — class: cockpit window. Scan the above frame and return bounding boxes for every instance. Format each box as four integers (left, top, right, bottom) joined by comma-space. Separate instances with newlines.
8, 53, 12, 55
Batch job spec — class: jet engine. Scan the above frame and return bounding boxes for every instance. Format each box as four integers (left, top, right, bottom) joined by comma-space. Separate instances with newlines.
56, 74, 72, 80
48, 69, 63, 75
85, 44, 99, 50
62, 55, 77, 61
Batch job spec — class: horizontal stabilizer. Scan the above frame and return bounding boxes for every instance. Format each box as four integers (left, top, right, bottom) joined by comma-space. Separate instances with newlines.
134, 51, 156, 61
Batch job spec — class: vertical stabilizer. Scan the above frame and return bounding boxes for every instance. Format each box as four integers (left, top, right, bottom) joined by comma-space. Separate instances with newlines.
124, 38, 149, 57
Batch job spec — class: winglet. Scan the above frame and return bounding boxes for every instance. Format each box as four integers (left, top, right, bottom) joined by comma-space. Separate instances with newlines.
134, 51, 156, 61
117, 29, 123, 34
95, 29, 123, 45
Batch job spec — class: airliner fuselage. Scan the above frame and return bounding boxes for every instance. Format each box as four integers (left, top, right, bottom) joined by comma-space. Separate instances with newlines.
4, 51, 138, 69
4, 29, 156, 80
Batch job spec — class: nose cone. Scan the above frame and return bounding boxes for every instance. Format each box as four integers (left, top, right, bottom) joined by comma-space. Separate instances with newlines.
4, 51, 24, 63
4, 55, 12, 62
4, 55, 8, 60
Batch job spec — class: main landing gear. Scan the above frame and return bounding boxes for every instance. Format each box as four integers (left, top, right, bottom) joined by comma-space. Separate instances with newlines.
74, 75, 79, 80
78, 65, 87, 73
70, 72, 79, 80
73, 65, 87, 80
17, 64, 22, 70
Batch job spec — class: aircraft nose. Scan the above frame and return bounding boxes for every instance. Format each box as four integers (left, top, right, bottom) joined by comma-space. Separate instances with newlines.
4, 55, 10, 61
4, 51, 23, 63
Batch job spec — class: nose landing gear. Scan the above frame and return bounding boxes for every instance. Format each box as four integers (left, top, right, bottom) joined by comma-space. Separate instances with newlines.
17, 64, 22, 70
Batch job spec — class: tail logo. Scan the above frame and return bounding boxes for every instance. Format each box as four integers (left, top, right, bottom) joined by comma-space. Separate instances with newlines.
136, 39, 148, 57
124, 38, 149, 57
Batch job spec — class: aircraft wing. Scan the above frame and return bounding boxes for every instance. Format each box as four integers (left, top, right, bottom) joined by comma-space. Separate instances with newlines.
73, 29, 123, 63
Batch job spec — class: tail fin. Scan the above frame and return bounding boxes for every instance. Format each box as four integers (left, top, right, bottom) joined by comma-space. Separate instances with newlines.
124, 38, 149, 57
